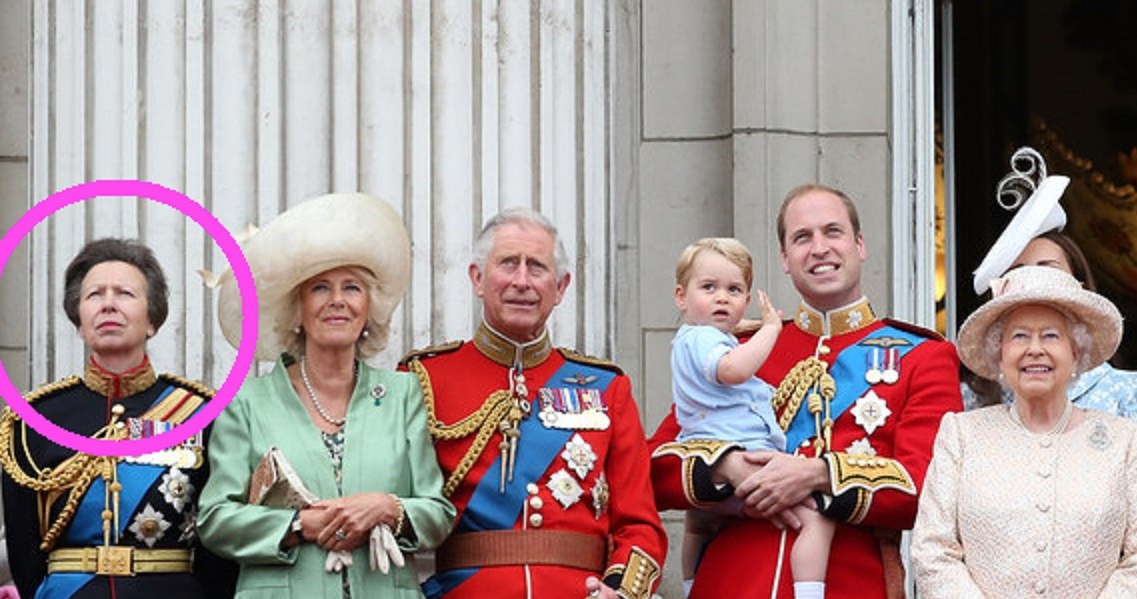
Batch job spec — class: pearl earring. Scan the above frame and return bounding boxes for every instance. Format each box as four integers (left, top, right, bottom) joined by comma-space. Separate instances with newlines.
361, 329, 370, 339
293, 326, 301, 334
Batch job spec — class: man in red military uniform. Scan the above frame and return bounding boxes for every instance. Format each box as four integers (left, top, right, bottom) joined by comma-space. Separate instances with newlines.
402, 208, 666, 599
650, 184, 962, 599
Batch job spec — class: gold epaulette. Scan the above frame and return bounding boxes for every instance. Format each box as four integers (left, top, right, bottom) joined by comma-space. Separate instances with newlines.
24, 376, 82, 404
399, 340, 463, 367
557, 348, 624, 375
158, 373, 216, 399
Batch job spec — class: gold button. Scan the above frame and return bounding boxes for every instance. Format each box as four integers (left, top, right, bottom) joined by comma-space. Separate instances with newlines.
529, 496, 543, 510
528, 513, 543, 528
819, 345, 831, 355
526, 483, 539, 495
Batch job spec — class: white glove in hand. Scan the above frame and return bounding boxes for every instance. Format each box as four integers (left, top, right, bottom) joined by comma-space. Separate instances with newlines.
368, 524, 405, 573
325, 549, 353, 572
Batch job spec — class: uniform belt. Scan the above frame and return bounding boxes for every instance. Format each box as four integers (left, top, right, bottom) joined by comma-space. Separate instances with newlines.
47, 547, 193, 576
435, 530, 606, 573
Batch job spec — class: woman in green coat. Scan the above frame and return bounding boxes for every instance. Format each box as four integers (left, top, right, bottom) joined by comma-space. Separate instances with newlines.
197, 193, 455, 598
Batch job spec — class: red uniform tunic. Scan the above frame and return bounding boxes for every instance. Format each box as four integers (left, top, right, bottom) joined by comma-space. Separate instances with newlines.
403, 324, 666, 599
650, 299, 962, 599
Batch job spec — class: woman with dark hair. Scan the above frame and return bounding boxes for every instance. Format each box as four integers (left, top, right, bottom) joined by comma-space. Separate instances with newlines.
197, 193, 454, 599
0, 238, 234, 599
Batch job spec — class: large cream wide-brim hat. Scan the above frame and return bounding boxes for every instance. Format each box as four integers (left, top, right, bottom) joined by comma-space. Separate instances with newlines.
957, 265, 1122, 379
216, 192, 410, 360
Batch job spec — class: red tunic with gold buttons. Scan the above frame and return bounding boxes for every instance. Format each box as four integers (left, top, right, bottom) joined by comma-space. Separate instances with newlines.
650, 299, 962, 599
403, 324, 667, 599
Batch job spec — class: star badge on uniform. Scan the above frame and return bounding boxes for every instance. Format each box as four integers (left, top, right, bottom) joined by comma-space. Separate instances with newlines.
851, 390, 891, 435
158, 467, 194, 512
846, 437, 877, 457
561, 433, 597, 479
547, 469, 584, 509
129, 504, 171, 548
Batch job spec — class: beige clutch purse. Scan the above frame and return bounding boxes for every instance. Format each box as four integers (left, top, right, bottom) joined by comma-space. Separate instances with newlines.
247, 446, 319, 508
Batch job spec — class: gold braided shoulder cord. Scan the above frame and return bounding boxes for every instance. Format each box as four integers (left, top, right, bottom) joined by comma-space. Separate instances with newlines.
408, 360, 513, 497
771, 357, 827, 430
0, 408, 121, 550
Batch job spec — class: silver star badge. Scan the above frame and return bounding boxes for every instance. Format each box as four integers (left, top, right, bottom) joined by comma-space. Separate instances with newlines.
561, 433, 598, 479
129, 504, 171, 548
547, 469, 584, 509
851, 390, 891, 435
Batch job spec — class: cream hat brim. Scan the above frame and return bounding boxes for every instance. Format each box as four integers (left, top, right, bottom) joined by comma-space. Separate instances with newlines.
957, 265, 1122, 380
216, 193, 410, 360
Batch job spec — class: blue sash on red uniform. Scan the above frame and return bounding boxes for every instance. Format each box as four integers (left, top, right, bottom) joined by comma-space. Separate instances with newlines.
423, 360, 615, 598
783, 326, 925, 451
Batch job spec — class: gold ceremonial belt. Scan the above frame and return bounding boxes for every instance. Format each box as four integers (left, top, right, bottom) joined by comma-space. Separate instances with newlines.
47, 547, 193, 576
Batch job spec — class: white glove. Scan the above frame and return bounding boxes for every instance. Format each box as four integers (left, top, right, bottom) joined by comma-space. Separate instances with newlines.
325, 549, 353, 572
368, 524, 405, 573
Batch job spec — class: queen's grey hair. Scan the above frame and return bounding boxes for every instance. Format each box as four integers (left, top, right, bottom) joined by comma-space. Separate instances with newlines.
471, 207, 570, 279
983, 310, 1096, 381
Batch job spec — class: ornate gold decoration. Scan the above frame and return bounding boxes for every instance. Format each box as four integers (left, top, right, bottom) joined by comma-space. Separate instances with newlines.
771, 357, 836, 452
408, 359, 514, 497
610, 546, 662, 599
650, 439, 737, 465
0, 406, 128, 550
825, 452, 915, 499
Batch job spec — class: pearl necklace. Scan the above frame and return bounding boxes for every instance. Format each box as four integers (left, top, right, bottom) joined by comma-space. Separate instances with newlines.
300, 357, 353, 427
1009, 399, 1073, 437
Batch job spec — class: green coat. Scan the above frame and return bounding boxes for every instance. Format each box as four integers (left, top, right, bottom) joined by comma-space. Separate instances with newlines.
197, 357, 455, 598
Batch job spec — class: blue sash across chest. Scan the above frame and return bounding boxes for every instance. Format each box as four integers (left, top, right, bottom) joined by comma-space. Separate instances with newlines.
783, 326, 925, 451
424, 359, 615, 597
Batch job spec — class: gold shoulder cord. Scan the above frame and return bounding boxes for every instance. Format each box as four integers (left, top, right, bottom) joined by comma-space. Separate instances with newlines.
0, 407, 126, 550
407, 359, 513, 497
770, 356, 836, 454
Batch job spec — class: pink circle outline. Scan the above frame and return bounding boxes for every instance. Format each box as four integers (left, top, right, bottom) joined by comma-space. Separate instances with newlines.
0, 179, 257, 456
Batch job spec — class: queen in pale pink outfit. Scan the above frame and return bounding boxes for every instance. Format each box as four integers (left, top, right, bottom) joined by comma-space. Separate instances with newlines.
912, 266, 1137, 598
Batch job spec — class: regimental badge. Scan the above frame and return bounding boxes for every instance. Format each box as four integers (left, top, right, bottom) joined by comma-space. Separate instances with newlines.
592, 473, 610, 520
563, 372, 598, 386
847, 309, 864, 330
158, 467, 194, 512
561, 433, 598, 479
538, 387, 610, 430
851, 390, 891, 435
846, 437, 877, 457
178, 507, 198, 543
547, 468, 584, 509
798, 311, 812, 330
129, 504, 171, 548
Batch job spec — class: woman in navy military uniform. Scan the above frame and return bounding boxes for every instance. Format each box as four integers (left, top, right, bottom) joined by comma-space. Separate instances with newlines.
0, 238, 235, 599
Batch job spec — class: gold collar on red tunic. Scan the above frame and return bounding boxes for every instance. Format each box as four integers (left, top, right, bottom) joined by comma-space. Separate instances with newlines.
793, 297, 876, 337
473, 322, 552, 369
84, 356, 157, 399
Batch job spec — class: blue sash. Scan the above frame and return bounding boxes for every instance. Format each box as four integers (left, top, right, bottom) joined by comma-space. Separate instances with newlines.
784, 326, 925, 451
425, 359, 615, 596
